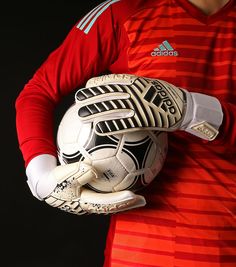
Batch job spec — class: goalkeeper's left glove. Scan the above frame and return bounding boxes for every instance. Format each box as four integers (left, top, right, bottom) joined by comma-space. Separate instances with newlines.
26, 154, 146, 215
75, 74, 223, 141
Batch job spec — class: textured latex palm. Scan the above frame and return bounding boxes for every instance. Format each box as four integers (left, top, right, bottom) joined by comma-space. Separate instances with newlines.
45, 163, 146, 215
26, 155, 146, 215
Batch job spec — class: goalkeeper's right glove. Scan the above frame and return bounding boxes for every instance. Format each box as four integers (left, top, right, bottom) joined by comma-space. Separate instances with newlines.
75, 74, 223, 141
26, 154, 146, 215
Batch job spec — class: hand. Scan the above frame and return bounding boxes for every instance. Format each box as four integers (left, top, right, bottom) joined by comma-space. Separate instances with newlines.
75, 74, 223, 141
26, 154, 146, 215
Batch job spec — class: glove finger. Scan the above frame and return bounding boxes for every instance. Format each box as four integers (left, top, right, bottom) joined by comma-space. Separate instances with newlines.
85, 73, 137, 87
44, 162, 98, 204
76, 74, 142, 104
45, 195, 86, 215
75, 85, 129, 105
51, 161, 97, 186
80, 189, 146, 214
94, 118, 142, 136
45, 189, 146, 215
78, 98, 133, 121
94, 111, 179, 136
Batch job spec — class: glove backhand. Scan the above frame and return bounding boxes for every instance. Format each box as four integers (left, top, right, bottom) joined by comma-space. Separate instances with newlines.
76, 74, 186, 134
75, 74, 223, 141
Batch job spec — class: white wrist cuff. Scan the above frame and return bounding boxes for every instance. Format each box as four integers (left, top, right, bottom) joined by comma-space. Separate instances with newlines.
26, 154, 57, 200
180, 91, 223, 141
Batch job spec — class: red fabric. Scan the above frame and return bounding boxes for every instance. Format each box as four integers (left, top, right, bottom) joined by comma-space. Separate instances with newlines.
15, 0, 236, 266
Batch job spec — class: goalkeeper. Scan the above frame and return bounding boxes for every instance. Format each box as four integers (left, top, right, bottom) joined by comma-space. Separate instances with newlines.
15, 0, 236, 266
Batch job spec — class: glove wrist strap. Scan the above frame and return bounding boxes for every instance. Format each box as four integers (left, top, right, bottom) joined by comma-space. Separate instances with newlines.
180, 91, 223, 141
26, 154, 57, 200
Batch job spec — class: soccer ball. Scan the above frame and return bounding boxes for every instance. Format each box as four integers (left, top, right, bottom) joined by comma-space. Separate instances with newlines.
56, 103, 168, 193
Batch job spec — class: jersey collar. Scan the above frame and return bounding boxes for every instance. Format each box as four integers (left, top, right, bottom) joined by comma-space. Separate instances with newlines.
175, 0, 235, 24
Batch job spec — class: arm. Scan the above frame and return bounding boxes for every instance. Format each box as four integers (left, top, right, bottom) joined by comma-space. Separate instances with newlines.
213, 102, 236, 146
15, 15, 118, 166
15, 2, 146, 214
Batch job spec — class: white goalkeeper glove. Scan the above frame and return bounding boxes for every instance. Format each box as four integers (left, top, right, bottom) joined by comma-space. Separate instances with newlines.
75, 74, 223, 141
26, 154, 146, 215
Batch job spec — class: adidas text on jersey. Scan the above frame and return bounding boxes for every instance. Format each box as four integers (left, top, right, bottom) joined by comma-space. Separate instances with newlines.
151, 40, 179, 57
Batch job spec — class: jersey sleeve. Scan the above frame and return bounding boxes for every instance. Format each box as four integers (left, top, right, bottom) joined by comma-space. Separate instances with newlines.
214, 101, 236, 146
15, 1, 126, 167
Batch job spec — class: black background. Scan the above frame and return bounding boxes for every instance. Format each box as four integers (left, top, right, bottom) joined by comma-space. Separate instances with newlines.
2, 1, 110, 266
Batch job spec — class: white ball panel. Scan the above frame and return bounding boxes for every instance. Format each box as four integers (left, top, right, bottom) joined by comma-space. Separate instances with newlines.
116, 149, 137, 173
147, 132, 168, 176
57, 102, 169, 193
57, 104, 83, 144
90, 147, 118, 160
114, 173, 137, 192
89, 156, 128, 192
118, 130, 150, 142
143, 168, 156, 184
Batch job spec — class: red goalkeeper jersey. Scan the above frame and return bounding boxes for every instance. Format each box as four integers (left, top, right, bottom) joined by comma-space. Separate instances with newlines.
15, 0, 236, 266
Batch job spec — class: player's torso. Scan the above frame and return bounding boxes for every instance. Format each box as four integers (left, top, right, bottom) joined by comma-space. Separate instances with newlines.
106, 1, 236, 266
111, 0, 236, 100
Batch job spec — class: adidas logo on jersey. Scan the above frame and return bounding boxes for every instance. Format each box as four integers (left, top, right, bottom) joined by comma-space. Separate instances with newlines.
151, 40, 179, 57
